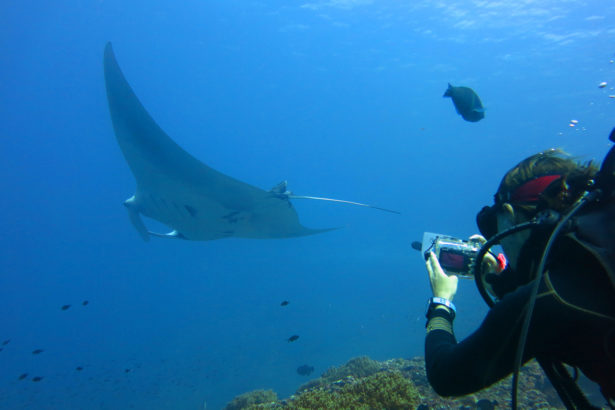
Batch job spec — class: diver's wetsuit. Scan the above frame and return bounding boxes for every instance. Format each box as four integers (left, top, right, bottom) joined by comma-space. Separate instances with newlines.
425, 235, 615, 402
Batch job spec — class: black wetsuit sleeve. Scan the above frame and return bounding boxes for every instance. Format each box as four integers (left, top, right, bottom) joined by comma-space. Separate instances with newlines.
485, 266, 518, 299
425, 280, 561, 397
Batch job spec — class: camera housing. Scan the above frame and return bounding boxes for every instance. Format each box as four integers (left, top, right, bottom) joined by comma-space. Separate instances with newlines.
421, 232, 481, 278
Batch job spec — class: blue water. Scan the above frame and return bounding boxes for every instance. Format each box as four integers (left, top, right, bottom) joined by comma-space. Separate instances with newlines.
1, 1, 614, 408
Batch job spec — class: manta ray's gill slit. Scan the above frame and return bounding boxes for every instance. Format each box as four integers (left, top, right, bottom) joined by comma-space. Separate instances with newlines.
147, 195, 175, 218
149, 195, 163, 211
222, 211, 239, 221
184, 205, 197, 218
222, 211, 242, 224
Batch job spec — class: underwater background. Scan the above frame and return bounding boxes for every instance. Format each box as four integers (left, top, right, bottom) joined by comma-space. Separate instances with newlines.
1, 1, 614, 409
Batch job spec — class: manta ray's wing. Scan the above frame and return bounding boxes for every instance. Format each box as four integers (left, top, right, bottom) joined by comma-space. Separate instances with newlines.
103, 42, 334, 241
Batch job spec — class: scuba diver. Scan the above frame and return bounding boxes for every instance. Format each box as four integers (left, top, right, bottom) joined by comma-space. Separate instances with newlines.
423, 145, 615, 409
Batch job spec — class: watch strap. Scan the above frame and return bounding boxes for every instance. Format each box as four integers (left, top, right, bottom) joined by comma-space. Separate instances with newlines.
430, 297, 456, 312
426, 297, 456, 321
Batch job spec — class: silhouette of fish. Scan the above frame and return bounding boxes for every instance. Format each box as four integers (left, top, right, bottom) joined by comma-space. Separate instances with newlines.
32, 376, 43, 382
61, 304, 71, 311
443, 83, 485, 122
76, 366, 83, 371
287, 335, 299, 342
18, 373, 28, 380
2, 339, 10, 346
296, 364, 314, 376
32, 349, 44, 355
280, 301, 289, 306
82, 300, 89, 306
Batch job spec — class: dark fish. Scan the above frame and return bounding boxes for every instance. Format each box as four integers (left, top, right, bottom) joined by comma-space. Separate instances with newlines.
280, 301, 289, 306
18, 373, 28, 380
287, 335, 299, 342
0, 348, 3, 352
61, 304, 71, 311
32, 376, 43, 382
82, 300, 89, 306
76, 366, 83, 371
411, 241, 421, 251
443, 83, 485, 122
296, 364, 314, 376
2, 339, 10, 346
32, 349, 44, 355
124, 368, 131, 373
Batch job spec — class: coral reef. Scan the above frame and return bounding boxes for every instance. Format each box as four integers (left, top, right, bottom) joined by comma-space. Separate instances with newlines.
296, 356, 382, 392
223, 356, 565, 409
223, 389, 277, 410
290, 370, 420, 409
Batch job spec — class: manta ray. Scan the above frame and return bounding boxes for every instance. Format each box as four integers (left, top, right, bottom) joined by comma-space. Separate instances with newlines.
103, 43, 397, 241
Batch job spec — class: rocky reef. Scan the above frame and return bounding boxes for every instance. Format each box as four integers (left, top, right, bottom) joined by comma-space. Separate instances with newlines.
224, 389, 278, 410
224, 356, 564, 409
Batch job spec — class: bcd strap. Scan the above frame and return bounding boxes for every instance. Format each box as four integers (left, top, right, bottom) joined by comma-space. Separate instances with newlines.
570, 202, 615, 292
595, 127, 615, 197
537, 356, 601, 410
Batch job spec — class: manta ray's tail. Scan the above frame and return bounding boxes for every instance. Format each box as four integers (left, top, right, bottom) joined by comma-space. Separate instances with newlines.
288, 195, 400, 214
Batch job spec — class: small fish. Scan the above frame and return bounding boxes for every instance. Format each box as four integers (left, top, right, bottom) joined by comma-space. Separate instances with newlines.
0, 348, 3, 352
76, 366, 83, 371
280, 301, 289, 306
61, 304, 71, 311
18, 373, 28, 380
296, 364, 314, 376
287, 335, 299, 342
82, 300, 89, 306
599, 81, 608, 88
32, 376, 43, 382
2, 339, 10, 346
32, 349, 44, 355
443, 83, 485, 122
411, 241, 421, 251
124, 368, 131, 373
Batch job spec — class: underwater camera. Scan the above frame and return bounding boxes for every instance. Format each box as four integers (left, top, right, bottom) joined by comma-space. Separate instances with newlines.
419, 232, 481, 278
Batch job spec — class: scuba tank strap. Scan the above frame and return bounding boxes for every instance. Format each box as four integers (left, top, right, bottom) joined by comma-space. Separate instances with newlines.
537, 356, 601, 410
569, 199, 615, 293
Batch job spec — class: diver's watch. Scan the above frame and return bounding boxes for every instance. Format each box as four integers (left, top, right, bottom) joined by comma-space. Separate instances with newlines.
426, 297, 456, 320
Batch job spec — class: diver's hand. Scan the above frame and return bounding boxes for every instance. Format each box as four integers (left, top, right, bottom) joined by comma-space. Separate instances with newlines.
426, 251, 458, 301
469, 234, 504, 298
469, 234, 501, 275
